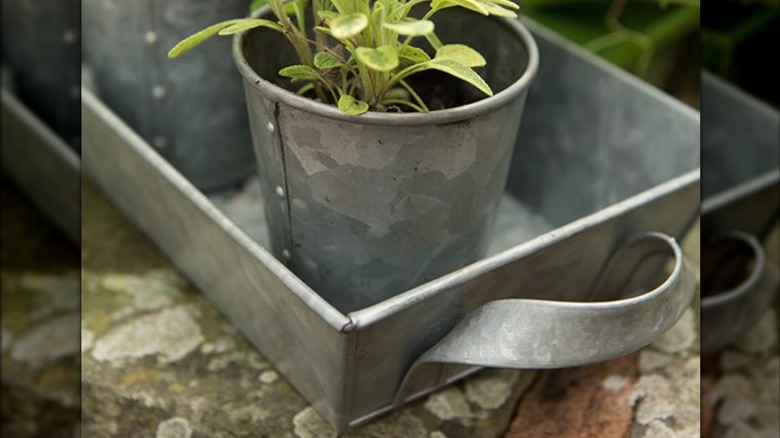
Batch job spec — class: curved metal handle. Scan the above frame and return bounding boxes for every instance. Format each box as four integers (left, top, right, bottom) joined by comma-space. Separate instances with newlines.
395, 232, 696, 404
700, 231, 779, 354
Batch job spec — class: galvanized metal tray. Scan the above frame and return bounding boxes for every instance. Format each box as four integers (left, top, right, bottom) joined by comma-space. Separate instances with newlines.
1, 88, 80, 245
700, 72, 780, 354
82, 19, 700, 431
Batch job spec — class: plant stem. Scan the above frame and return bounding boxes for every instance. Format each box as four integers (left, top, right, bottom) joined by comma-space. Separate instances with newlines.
399, 79, 429, 111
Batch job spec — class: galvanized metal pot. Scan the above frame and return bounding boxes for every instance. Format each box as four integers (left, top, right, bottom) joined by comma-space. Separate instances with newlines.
234, 8, 539, 312
82, 0, 255, 191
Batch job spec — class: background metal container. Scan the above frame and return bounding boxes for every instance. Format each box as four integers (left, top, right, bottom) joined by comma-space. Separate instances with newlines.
1, 0, 81, 148
700, 72, 780, 354
82, 18, 700, 431
1, 89, 81, 245
81, 0, 255, 192
235, 9, 538, 313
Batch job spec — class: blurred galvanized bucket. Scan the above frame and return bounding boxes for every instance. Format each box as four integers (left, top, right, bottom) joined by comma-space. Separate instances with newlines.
82, 0, 255, 191
1, 0, 81, 148
700, 72, 780, 354
234, 8, 539, 312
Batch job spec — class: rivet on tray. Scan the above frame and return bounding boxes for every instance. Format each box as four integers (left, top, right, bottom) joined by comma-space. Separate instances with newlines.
153, 136, 167, 149
144, 31, 158, 45
63, 30, 77, 45
275, 186, 285, 197
152, 85, 166, 99
282, 249, 291, 260
267, 122, 275, 133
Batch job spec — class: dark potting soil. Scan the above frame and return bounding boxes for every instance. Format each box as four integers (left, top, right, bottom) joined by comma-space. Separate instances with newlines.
402, 69, 470, 111
301, 69, 476, 113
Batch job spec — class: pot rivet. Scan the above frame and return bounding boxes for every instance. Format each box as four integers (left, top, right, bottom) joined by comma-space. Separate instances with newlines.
63, 31, 77, 45
282, 249, 291, 260
152, 85, 166, 99
275, 186, 285, 197
266, 122, 275, 133
144, 31, 157, 45
153, 136, 167, 149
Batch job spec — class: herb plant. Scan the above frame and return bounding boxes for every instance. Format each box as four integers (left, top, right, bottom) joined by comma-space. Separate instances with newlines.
168, 0, 519, 115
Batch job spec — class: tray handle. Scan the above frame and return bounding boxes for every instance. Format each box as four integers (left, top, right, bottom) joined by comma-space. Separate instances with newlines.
395, 232, 696, 404
700, 231, 778, 354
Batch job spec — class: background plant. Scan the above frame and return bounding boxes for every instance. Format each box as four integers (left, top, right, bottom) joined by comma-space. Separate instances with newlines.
168, 0, 519, 115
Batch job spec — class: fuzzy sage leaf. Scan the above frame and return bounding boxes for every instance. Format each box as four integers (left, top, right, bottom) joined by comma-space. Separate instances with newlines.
168, 19, 246, 58
330, 13, 369, 38
279, 65, 322, 83
218, 19, 283, 35
422, 59, 493, 96
382, 20, 435, 36
314, 52, 345, 69
398, 46, 431, 63
356, 46, 399, 72
338, 94, 369, 115
435, 44, 486, 67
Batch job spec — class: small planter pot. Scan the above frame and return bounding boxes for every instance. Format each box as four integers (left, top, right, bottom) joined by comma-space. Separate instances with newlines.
1, 0, 80, 148
234, 8, 539, 312
82, 0, 255, 191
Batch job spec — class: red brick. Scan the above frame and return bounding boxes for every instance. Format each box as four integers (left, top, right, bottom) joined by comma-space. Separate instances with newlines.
505, 354, 638, 438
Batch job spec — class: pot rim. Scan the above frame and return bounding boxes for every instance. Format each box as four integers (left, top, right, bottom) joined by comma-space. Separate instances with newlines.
232, 8, 539, 126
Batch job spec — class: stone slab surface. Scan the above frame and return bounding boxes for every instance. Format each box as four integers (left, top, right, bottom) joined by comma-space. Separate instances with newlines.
702, 224, 779, 438
78, 179, 708, 438
1, 180, 81, 438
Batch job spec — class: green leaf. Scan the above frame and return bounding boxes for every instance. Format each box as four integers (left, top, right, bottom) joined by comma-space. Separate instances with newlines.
382, 20, 435, 36
330, 13, 369, 39
383, 87, 411, 101
481, 2, 518, 17
218, 19, 283, 35
481, 0, 519, 10
431, 0, 489, 15
372, 2, 385, 23
338, 94, 369, 115
387, 0, 406, 20
314, 51, 344, 69
356, 45, 399, 72
250, 0, 267, 12
422, 59, 493, 96
317, 10, 339, 20
435, 44, 486, 67
399, 45, 431, 63
279, 65, 322, 83
168, 19, 245, 58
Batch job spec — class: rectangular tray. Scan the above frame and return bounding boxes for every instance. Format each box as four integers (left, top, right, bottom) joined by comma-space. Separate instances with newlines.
701, 71, 780, 238
82, 19, 700, 430
1, 88, 80, 245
